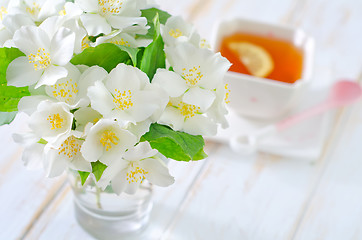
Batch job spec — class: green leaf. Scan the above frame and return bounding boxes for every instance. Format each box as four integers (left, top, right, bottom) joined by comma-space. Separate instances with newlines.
0, 85, 30, 112
70, 43, 133, 72
78, 171, 90, 185
91, 161, 107, 181
0, 111, 17, 125
0, 48, 25, 84
140, 13, 166, 80
139, 8, 171, 39
0, 48, 29, 112
116, 44, 141, 67
192, 148, 208, 160
141, 123, 206, 161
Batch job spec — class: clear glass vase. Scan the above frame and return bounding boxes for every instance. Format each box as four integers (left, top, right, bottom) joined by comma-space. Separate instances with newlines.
68, 171, 153, 240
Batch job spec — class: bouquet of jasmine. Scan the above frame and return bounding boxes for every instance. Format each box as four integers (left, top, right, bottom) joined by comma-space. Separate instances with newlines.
0, 0, 230, 195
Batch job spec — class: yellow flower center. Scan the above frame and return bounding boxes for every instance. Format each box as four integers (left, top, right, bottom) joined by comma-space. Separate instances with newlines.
178, 102, 200, 119
26, 3, 40, 17
0, 7, 8, 20
28, 48, 51, 71
58, 136, 81, 159
224, 84, 230, 104
126, 163, 148, 184
59, 8, 66, 16
181, 66, 203, 86
169, 28, 183, 38
51, 79, 79, 104
110, 38, 130, 47
113, 89, 133, 110
81, 36, 91, 50
47, 113, 64, 130
98, 0, 123, 16
100, 130, 119, 151
200, 39, 211, 49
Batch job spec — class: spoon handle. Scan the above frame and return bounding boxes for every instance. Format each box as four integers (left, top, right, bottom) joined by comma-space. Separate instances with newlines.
276, 101, 331, 131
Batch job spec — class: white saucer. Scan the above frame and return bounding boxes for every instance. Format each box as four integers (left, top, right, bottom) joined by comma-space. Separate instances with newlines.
208, 86, 335, 160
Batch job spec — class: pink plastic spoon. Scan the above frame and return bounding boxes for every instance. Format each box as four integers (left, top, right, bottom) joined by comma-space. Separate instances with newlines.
230, 80, 362, 154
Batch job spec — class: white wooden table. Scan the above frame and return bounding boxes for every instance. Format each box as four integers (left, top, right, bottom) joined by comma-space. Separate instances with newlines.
1, 0, 362, 239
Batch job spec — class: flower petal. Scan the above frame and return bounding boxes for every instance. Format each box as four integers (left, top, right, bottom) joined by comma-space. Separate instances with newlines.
106, 63, 141, 91
87, 81, 114, 116
123, 142, 158, 162
3, 14, 35, 34
183, 114, 217, 136
77, 66, 108, 104
97, 159, 128, 190
152, 69, 188, 97
74, 0, 99, 12
36, 65, 68, 88
158, 106, 184, 131
13, 26, 50, 55
183, 87, 216, 111
44, 148, 67, 177
107, 16, 147, 32
18, 95, 52, 115
80, 13, 111, 36
140, 158, 174, 187
50, 27, 75, 66
6, 56, 42, 87
110, 171, 128, 194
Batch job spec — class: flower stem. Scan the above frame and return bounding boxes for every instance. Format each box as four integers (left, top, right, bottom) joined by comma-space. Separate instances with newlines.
95, 185, 103, 209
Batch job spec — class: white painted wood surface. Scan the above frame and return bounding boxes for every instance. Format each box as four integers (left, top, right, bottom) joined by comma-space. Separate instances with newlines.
1, 0, 362, 239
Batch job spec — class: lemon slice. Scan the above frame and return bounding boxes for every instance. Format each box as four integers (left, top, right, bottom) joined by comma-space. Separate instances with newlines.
228, 41, 274, 78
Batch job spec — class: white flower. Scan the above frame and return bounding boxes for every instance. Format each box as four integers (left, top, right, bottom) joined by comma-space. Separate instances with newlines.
153, 42, 231, 111
18, 0, 65, 22
74, 106, 102, 131
81, 118, 137, 166
39, 3, 86, 54
161, 16, 200, 47
207, 83, 230, 128
44, 132, 92, 177
97, 141, 175, 195
0, 0, 20, 28
28, 100, 73, 146
13, 132, 45, 170
87, 63, 168, 124
94, 31, 138, 48
6, 24, 75, 88
158, 97, 217, 136
75, 0, 148, 36
45, 65, 105, 108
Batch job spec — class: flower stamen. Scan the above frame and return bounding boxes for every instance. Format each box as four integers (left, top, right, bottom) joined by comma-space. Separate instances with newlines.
110, 38, 130, 47
81, 36, 91, 50
28, 48, 51, 71
126, 163, 148, 183
178, 102, 200, 119
58, 136, 81, 158
169, 29, 183, 38
98, 0, 123, 16
26, 3, 40, 16
0, 7, 8, 20
100, 130, 119, 151
51, 79, 79, 104
47, 113, 64, 129
181, 66, 203, 86
113, 89, 133, 110
224, 84, 230, 104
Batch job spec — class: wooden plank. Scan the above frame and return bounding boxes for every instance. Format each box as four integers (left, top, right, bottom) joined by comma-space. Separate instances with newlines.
293, 99, 362, 240
0, 114, 66, 240
160, 146, 325, 239
157, 0, 362, 239
23, 143, 221, 240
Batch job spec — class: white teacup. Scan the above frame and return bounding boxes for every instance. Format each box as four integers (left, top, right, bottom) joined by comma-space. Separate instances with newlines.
211, 18, 315, 119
